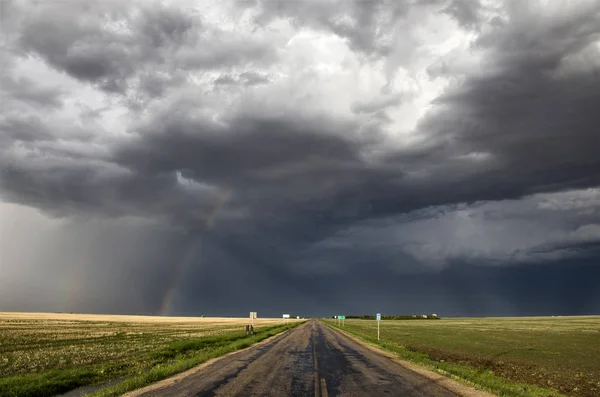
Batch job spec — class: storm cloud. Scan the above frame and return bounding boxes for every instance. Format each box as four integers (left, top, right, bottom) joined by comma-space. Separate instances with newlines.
1, 0, 600, 316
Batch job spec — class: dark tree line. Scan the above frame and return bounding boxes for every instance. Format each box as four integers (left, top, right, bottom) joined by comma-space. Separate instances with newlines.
338, 314, 441, 320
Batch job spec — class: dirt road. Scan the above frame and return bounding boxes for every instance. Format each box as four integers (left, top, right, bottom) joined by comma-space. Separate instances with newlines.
130, 320, 464, 397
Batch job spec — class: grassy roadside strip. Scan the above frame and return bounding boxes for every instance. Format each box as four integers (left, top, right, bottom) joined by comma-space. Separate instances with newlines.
86, 321, 304, 397
0, 322, 304, 397
321, 320, 563, 397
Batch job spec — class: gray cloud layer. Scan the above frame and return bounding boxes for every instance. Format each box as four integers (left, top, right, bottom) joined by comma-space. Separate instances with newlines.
1, 0, 600, 315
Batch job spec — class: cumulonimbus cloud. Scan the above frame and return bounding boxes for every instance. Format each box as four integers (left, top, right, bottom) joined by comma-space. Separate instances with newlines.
1, 0, 600, 315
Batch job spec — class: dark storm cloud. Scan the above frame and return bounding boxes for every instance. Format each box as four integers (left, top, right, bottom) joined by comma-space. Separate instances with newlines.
15, 2, 196, 93
351, 94, 403, 114
0, 115, 56, 143
179, 40, 277, 70
244, 0, 410, 57
0, 75, 64, 108
2, 0, 600, 316
4, 0, 600, 237
364, 2, 600, 216
213, 74, 238, 86
110, 111, 387, 235
0, 158, 226, 224
174, 252, 600, 317
137, 71, 188, 99
441, 0, 483, 30
13, 1, 276, 96
239, 71, 270, 86
372, 67, 600, 214
213, 72, 270, 87
116, 114, 363, 186
241, 0, 487, 58
402, 5, 600, 203
0, 114, 94, 144
3, 0, 599, 236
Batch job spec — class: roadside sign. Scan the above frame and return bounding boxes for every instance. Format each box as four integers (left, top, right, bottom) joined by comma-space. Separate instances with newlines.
338, 316, 345, 320
376, 313, 381, 340
376, 313, 381, 321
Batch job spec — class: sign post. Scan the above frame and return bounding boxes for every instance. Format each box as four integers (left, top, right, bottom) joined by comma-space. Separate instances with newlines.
376, 313, 381, 341
338, 315, 345, 327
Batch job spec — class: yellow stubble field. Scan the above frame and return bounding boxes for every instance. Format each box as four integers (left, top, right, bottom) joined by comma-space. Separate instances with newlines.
0, 311, 302, 397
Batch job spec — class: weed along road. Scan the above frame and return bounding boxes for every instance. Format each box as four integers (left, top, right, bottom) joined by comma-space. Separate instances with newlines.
128, 320, 476, 397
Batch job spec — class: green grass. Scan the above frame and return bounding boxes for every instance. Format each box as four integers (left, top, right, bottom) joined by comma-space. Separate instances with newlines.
323, 316, 600, 397
0, 316, 303, 397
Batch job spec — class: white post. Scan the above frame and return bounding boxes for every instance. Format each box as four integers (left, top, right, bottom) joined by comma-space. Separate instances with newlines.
377, 319, 380, 341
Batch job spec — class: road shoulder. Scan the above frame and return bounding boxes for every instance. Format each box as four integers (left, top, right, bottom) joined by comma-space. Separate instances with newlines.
322, 322, 495, 397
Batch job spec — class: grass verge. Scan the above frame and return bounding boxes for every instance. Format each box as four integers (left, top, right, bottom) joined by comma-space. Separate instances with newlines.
322, 320, 565, 397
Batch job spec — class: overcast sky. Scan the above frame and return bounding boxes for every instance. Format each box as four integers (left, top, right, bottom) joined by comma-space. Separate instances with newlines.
1, 0, 600, 317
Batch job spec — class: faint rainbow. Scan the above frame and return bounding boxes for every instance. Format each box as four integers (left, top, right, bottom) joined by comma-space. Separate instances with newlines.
158, 189, 230, 316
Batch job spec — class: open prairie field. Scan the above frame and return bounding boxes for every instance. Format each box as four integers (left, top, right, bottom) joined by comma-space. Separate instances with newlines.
0, 311, 292, 324
0, 312, 302, 397
325, 316, 600, 397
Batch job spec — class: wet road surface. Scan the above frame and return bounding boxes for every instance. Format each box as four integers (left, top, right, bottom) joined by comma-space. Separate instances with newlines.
133, 320, 459, 397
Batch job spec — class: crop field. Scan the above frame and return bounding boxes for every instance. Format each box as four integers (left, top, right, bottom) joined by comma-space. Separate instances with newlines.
324, 316, 600, 397
0, 312, 302, 397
